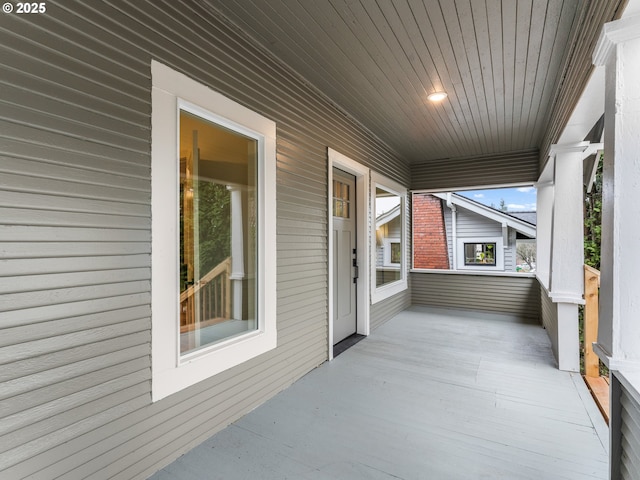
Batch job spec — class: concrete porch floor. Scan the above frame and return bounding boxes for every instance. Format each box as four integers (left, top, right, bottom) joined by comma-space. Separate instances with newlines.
150, 306, 608, 479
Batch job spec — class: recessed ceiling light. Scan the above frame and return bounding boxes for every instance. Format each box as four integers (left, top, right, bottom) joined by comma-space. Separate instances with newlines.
427, 91, 448, 102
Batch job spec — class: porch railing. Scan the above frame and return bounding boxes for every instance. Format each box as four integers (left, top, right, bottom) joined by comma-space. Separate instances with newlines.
180, 257, 232, 333
583, 264, 609, 424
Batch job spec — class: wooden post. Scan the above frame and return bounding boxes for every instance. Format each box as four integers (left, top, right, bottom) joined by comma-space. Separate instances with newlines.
584, 264, 601, 378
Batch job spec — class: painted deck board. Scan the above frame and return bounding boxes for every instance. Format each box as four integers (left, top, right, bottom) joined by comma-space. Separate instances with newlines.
150, 306, 608, 480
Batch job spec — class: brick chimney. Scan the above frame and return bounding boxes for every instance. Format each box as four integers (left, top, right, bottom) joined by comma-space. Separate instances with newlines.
413, 194, 449, 269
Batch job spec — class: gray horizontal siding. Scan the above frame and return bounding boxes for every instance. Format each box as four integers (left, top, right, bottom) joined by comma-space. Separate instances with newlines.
411, 148, 539, 191
370, 286, 411, 331
0, 1, 409, 479
622, 385, 640, 480
442, 205, 518, 271
411, 272, 541, 320
540, 286, 559, 364
453, 209, 503, 237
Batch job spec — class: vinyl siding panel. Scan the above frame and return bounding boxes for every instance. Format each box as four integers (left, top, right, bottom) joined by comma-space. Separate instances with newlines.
454, 209, 503, 237
621, 385, 640, 480
540, 286, 559, 364
411, 272, 540, 320
411, 148, 540, 191
442, 206, 519, 271
0, 1, 409, 478
370, 284, 412, 331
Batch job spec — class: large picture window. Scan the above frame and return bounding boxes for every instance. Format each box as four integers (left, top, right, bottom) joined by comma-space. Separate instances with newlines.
179, 109, 257, 355
411, 189, 536, 273
151, 61, 276, 401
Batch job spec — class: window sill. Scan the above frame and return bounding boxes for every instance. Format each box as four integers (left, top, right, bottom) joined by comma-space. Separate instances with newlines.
371, 279, 408, 304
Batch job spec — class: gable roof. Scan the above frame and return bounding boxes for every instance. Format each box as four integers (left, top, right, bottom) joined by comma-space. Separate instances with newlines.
376, 204, 401, 229
508, 212, 537, 226
433, 193, 536, 239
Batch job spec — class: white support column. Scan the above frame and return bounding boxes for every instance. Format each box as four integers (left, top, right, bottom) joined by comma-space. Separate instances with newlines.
546, 142, 588, 372
593, 14, 640, 368
549, 142, 588, 304
535, 166, 554, 292
228, 185, 245, 320
593, 16, 640, 479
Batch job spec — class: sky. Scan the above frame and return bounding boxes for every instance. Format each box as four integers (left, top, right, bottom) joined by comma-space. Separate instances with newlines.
456, 186, 537, 212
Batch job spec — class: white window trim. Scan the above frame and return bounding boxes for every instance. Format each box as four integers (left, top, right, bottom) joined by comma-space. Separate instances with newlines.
456, 237, 504, 271
151, 60, 276, 402
371, 171, 408, 304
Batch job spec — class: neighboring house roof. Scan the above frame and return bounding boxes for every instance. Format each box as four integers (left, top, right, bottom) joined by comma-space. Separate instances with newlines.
433, 193, 536, 239
376, 204, 400, 229
508, 211, 537, 226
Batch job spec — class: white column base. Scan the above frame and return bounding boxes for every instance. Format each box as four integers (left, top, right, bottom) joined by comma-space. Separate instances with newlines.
557, 302, 580, 372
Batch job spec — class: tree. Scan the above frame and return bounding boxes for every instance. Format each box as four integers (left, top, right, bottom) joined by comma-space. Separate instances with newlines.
581, 151, 605, 375
198, 181, 231, 275
516, 242, 536, 270
490, 198, 508, 211
584, 152, 603, 269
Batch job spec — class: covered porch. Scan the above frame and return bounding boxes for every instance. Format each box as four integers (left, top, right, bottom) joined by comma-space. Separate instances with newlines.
151, 307, 607, 480
3, 1, 640, 478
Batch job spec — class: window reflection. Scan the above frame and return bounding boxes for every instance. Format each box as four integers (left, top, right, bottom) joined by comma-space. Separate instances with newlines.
375, 186, 402, 287
179, 110, 258, 355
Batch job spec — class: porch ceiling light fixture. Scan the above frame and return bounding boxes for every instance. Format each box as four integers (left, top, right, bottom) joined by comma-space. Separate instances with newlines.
427, 91, 448, 102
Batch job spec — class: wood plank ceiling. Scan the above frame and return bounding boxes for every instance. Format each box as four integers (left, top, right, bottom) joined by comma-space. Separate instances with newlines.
202, 0, 617, 165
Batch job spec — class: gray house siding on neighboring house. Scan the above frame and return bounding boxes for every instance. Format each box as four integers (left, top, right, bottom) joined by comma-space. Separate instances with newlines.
442, 201, 519, 271
375, 219, 400, 271
0, 2, 409, 478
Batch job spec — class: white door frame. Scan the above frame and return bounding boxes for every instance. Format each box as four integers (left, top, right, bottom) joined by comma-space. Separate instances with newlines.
328, 148, 370, 360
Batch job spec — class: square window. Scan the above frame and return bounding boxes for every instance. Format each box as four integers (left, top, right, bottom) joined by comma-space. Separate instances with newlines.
463, 242, 497, 266
455, 236, 504, 270
390, 242, 401, 264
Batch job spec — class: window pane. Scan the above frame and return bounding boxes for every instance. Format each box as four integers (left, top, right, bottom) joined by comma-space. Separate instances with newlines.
179, 110, 258, 355
390, 242, 401, 264
464, 242, 496, 266
375, 186, 402, 286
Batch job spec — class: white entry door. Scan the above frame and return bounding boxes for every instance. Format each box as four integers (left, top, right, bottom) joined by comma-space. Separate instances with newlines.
332, 168, 357, 344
